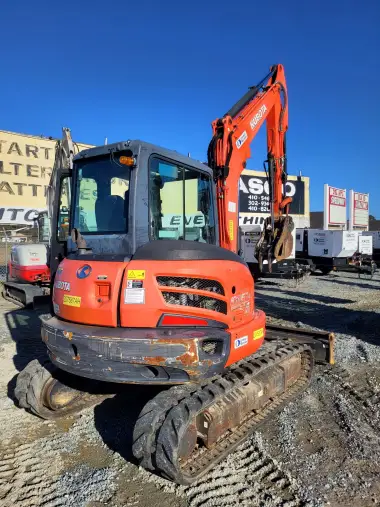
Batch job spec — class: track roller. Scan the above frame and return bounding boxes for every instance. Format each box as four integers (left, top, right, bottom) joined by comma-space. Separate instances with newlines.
14, 359, 112, 420
133, 342, 313, 484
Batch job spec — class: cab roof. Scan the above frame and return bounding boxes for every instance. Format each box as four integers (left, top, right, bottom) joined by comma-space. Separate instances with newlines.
73, 139, 211, 175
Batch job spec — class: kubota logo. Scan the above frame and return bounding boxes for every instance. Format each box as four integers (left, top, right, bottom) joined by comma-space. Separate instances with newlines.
54, 280, 70, 291
76, 264, 92, 279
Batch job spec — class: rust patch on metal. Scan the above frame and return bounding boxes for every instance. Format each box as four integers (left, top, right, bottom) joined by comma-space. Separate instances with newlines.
176, 351, 197, 366
63, 331, 73, 341
141, 356, 166, 365
184, 368, 202, 377
176, 339, 199, 366
128, 337, 203, 371
149, 337, 200, 367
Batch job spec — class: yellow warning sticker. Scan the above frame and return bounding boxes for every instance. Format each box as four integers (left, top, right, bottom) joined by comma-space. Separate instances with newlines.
253, 328, 264, 340
63, 295, 81, 307
127, 270, 146, 280
228, 220, 234, 241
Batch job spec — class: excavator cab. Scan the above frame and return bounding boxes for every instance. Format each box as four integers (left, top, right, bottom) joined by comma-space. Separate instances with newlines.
66, 141, 217, 258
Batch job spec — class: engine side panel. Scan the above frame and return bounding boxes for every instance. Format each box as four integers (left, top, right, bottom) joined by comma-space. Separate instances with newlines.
119, 259, 249, 327
53, 244, 265, 368
120, 258, 265, 365
53, 258, 126, 327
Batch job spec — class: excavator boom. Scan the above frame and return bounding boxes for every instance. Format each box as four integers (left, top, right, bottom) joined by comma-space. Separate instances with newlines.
207, 64, 293, 270
46, 127, 75, 237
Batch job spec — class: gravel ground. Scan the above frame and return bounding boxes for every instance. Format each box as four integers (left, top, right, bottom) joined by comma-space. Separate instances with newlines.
0, 269, 379, 507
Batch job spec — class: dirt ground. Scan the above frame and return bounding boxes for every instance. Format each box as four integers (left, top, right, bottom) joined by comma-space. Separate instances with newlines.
1, 270, 380, 507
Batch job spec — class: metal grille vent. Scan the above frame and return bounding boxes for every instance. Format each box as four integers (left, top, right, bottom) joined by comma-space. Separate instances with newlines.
161, 291, 227, 315
157, 276, 224, 295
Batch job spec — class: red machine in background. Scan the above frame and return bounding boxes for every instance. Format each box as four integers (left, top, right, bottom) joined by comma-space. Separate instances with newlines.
7, 241, 50, 287
2, 216, 51, 307
2, 128, 75, 307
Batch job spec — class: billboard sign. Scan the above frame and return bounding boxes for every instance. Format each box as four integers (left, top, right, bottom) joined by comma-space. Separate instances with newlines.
0, 206, 46, 226
0, 130, 92, 211
349, 190, 369, 230
239, 170, 310, 230
323, 184, 347, 229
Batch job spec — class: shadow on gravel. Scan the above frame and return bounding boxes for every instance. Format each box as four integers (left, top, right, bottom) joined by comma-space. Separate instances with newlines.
4, 305, 50, 402
257, 287, 355, 305
321, 278, 379, 290
256, 280, 283, 287
257, 292, 380, 346
4, 306, 49, 371
93, 386, 164, 464
329, 274, 380, 282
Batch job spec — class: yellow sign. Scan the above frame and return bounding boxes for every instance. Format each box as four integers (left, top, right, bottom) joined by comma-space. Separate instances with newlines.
0, 130, 93, 208
253, 328, 264, 340
228, 220, 234, 241
127, 270, 145, 280
63, 295, 82, 307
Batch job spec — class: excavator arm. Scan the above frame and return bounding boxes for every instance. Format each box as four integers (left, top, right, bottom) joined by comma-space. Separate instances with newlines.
35, 128, 75, 246
45, 127, 77, 278
46, 127, 75, 235
207, 64, 294, 271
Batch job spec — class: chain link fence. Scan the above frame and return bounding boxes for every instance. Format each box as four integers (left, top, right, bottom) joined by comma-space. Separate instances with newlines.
0, 225, 37, 282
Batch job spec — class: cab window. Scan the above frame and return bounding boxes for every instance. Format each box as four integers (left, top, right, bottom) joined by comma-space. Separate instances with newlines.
149, 157, 215, 244
73, 155, 130, 234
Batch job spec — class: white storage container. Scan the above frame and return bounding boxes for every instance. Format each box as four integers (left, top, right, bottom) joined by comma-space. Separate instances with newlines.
362, 231, 380, 250
296, 229, 359, 258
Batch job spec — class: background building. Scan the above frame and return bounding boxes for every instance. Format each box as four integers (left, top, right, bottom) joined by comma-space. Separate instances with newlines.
0, 129, 93, 226
0, 130, 93, 280
239, 169, 310, 229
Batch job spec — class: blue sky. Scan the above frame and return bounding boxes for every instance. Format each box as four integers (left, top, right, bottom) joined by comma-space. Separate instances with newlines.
1, 0, 379, 216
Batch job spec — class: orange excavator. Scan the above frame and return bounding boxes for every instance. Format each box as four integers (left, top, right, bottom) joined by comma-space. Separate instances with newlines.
15, 64, 334, 484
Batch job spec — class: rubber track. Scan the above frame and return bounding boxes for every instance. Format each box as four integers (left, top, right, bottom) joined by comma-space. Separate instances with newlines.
15, 359, 113, 420
136, 342, 313, 485
132, 385, 194, 471
1, 289, 25, 308
132, 343, 280, 472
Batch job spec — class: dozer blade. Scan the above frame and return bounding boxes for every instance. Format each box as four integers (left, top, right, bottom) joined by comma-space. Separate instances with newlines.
265, 322, 335, 365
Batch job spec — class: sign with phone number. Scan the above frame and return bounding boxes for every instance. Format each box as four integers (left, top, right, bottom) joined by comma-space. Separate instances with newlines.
239, 175, 305, 215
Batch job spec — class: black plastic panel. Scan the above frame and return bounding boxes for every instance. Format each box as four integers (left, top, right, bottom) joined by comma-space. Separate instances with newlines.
133, 240, 247, 266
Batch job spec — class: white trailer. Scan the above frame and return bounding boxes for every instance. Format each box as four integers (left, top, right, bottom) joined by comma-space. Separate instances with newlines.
240, 226, 313, 279
296, 228, 375, 274
362, 231, 380, 264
